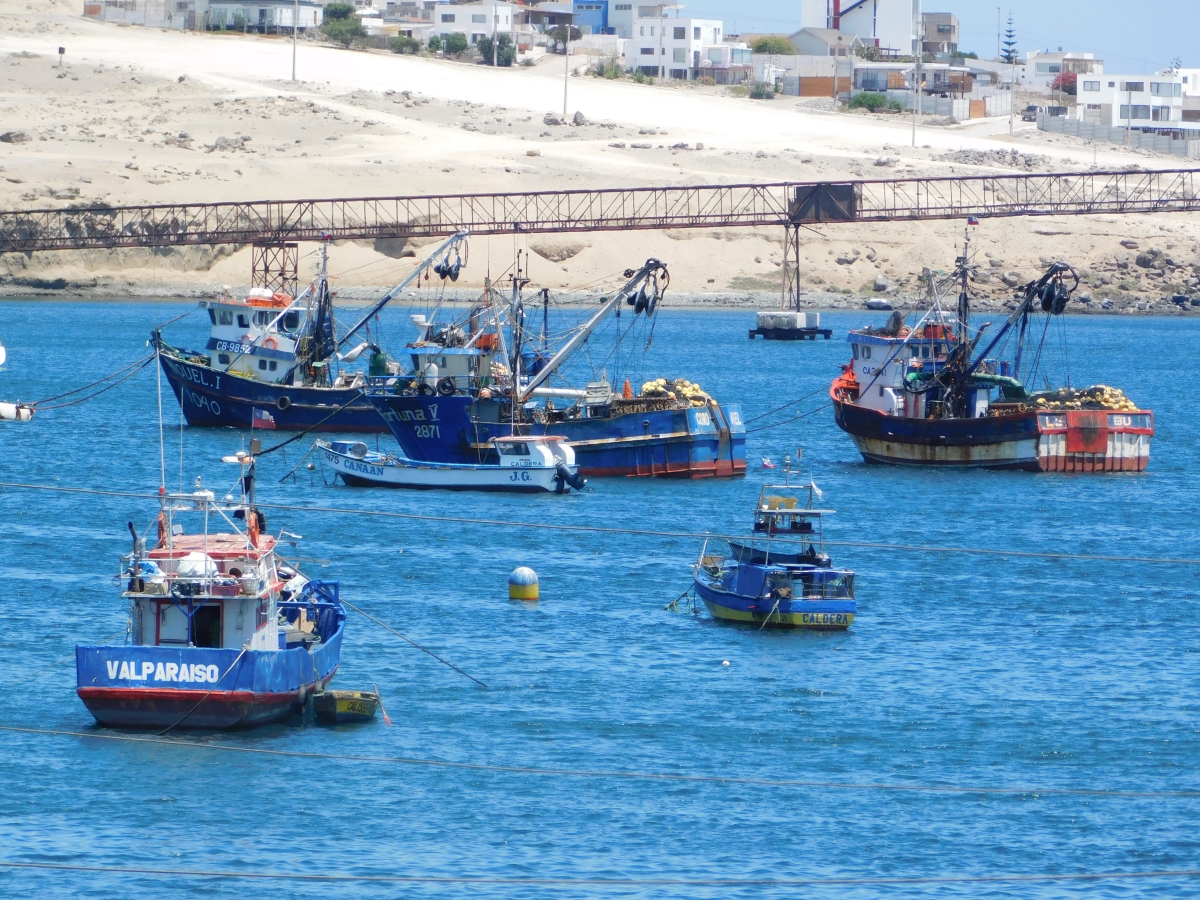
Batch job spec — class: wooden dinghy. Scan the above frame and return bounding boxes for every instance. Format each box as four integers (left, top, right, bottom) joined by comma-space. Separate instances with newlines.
313, 689, 379, 724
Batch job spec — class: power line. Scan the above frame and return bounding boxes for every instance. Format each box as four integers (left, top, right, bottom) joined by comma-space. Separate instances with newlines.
1, 726, 1197, 799
0, 859, 1197, 888
0, 482, 1196, 567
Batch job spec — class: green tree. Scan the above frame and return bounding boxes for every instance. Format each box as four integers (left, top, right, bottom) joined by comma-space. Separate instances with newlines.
1001, 15, 1018, 64
390, 35, 421, 54
546, 24, 581, 52
750, 35, 796, 55
477, 32, 516, 66
322, 5, 364, 47
427, 33, 442, 52
323, 15, 366, 47
443, 32, 469, 56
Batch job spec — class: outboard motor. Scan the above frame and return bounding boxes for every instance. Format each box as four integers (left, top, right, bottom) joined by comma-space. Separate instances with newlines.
554, 462, 586, 493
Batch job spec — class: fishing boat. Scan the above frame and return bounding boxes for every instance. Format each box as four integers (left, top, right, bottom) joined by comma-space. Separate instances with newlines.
830, 225, 1153, 472
317, 435, 587, 493
154, 233, 470, 433
363, 258, 746, 478
692, 475, 855, 629
313, 689, 379, 724
75, 445, 346, 729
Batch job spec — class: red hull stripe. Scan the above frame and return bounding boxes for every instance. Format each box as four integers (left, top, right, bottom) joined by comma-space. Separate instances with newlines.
78, 687, 298, 705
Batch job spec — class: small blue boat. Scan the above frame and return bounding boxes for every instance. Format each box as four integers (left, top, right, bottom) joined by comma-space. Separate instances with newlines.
692, 476, 856, 629
75, 449, 346, 729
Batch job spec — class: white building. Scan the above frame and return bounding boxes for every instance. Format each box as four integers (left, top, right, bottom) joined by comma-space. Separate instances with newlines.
798, 0, 920, 57
432, 1, 514, 43
1076, 74, 1184, 129
1023, 51, 1103, 94
630, 11, 722, 79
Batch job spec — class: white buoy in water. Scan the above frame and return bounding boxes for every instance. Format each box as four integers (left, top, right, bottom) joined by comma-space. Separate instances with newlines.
0, 343, 7, 367
508, 567, 538, 601
0, 402, 32, 422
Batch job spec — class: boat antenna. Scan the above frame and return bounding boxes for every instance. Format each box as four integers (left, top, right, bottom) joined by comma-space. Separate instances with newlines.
153, 328, 166, 491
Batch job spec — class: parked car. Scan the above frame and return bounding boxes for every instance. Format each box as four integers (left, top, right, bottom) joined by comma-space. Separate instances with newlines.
1021, 104, 1040, 122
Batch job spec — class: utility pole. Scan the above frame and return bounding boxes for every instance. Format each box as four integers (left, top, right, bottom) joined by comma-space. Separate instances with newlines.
658, 4, 664, 81
911, 57, 921, 146
563, 20, 569, 116
291, 0, 298, 81
492, 2, 498, 68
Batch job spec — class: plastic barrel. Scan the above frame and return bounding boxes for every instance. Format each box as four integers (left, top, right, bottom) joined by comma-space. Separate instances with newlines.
508, 567, 539, 601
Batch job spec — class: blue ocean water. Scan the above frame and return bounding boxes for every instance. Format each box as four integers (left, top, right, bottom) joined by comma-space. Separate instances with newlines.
0, 300, 1197, 898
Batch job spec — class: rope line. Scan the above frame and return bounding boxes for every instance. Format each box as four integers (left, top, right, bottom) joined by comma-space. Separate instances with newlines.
745, 403, 832, 434
0, 859, 1197, 887
28, 355, 155, 410
0, 482, 1196, 566
1, 726, 1197, 799
741, 387, 829, 425
340, 599, 487, 688
255, 395, 364, 457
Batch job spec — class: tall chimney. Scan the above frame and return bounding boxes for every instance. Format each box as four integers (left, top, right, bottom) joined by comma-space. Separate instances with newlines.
832, 0, 841, 29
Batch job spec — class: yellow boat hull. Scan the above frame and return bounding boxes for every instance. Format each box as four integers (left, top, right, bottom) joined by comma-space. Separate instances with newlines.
313, 690, 379, 724
700, 598, 854, 630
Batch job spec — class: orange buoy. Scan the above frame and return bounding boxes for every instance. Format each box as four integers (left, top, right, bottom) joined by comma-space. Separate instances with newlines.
623, 379, 632, 399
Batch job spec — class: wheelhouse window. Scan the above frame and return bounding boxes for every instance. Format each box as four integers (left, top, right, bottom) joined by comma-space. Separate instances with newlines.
218, 353, 231, 364
861, 345, 872, 359
497, 441, 531, 456
207, 309, 217, 324
258, 359, 268, 370
269, 360, 278, 371
282, 311, 300, 331
218, 310, 234, 326
237, 314, 249, 329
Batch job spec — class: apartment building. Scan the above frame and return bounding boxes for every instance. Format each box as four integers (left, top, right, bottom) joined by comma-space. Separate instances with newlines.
920, 12, 957, 55
798, 0, 921, 57
1077, 74, 1185, 129
629, 11, 723, 79
432, 0, 514, 42
1023, 51, 1103, 94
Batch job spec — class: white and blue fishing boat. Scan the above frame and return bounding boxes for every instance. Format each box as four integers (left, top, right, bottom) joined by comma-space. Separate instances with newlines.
75, 447, 346, 729
154, 233, 470, 434
317, 435, 586, 493
692, 477, 855, 630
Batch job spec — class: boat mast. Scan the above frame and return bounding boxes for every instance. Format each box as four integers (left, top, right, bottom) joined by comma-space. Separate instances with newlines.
516, 259, 666, 403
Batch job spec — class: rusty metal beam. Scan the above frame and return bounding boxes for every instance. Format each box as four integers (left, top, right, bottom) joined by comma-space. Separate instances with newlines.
1, 169, 1197, 253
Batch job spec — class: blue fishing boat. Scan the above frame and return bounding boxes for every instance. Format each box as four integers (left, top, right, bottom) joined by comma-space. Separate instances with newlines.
692, 476, 855, 629
75, 447, 346, 729
364, 258, 746, 478
154, 233, 470, 433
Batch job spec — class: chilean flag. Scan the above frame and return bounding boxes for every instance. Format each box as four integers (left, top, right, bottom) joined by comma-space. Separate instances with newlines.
252, 408, 277, 430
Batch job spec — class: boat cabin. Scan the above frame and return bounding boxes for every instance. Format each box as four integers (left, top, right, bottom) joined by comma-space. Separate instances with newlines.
121, 490, 315, 654
492, 435, 574, 468
199, 288, 304, 384
846, 319, 1012, 419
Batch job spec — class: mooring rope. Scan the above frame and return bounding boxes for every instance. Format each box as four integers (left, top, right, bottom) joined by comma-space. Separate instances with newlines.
26, 354, 155, 410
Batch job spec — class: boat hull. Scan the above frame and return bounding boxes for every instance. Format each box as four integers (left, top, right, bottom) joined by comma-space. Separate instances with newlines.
833, 394, 1043, 470
319, 441, 573, 493
693, 580, 855, 630
159, 353, 385, 433
365, 393, 746, 478
75, 623, 343, 729
833, 395, 1153, 472
313, 690, 379, 725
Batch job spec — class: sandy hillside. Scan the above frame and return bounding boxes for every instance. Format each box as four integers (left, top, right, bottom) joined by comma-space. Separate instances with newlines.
0, 3, 1197, 313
